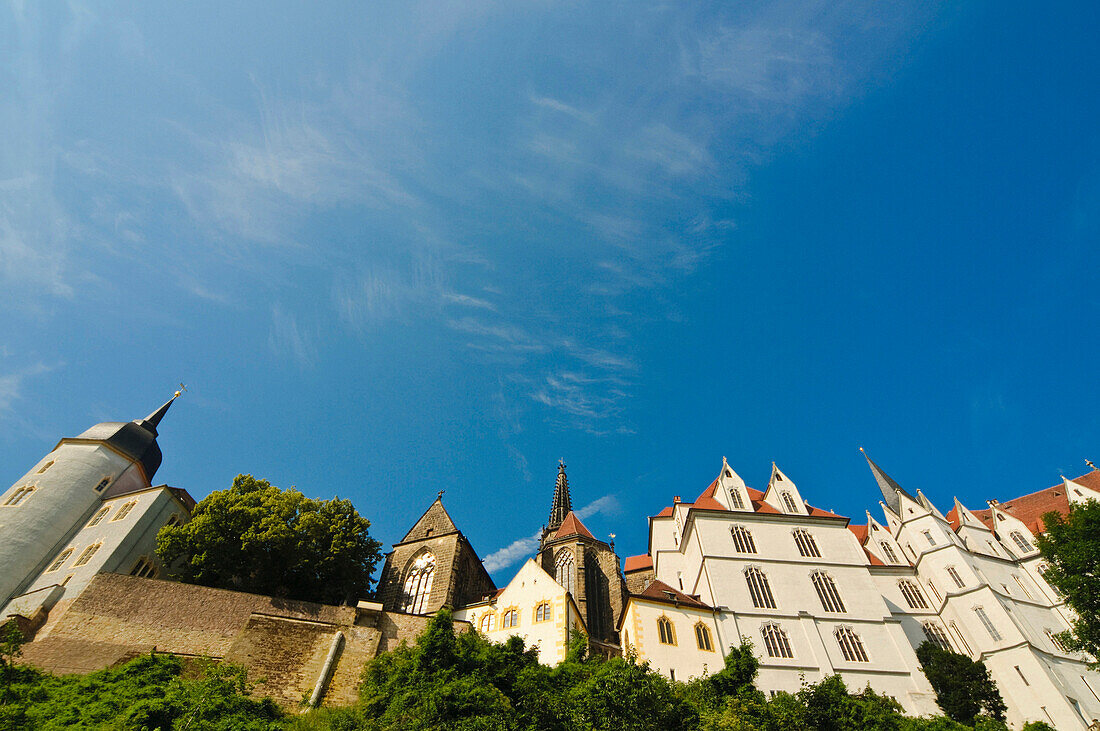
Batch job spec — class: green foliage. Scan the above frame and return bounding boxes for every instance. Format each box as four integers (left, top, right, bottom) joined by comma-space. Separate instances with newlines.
915, 641, 1006, 725
0, 622, 24, 704
157, 474, 382, 604
0, 652, 283, 730
1020, 722, 1056, 731
1035, 498, 1100, 664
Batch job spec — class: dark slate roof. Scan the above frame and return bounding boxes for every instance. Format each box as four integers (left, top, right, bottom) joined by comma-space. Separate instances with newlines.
71, 395, 178, 482
547, 459, 573, 531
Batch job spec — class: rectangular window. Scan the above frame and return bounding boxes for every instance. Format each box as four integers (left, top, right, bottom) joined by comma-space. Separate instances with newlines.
922, 530, 936, 546
1014, 666, 1029, 686
974, 607, 1002, 641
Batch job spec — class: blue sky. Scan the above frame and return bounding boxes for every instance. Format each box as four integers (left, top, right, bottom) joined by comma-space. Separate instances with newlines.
2, 1, 1098, 582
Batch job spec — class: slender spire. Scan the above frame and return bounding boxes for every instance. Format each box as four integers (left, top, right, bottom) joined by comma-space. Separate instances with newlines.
137, 387, 184, 435
547, 459, 573, 531
860, 448, 916, 515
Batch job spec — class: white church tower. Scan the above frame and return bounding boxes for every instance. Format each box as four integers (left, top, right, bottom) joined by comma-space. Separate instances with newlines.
0, 393, 180, 607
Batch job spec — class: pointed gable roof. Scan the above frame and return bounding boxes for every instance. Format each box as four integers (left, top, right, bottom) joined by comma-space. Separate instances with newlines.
860, 448, 917, 516
400, 496, 459, 543
694, 477, 726, 510
553, 511, 595, 541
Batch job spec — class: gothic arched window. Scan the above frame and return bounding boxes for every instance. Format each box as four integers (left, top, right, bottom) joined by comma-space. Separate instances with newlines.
744, 567, 777, 609
898, 579, 928, 609
793, 529, 820, 558
835, 626, 868, 662
657, 616, 675, 645
555, 550, 575, 595
730, 525, 757, 554
47, 549, 73, 573
1009, 530, 1034, 554
401, 552, 436, 614
811, 571, 846, 613
780, 491, 798, 513
879, 541, 898, 563
87, 507, 110, 527
761, 623, 793, 658
694, 622, 713, 651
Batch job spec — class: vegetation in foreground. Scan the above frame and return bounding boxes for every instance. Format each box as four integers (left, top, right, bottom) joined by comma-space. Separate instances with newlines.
0, 612, 1054, 730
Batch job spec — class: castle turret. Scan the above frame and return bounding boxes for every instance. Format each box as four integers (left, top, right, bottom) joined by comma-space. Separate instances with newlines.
0, 394, 179, 605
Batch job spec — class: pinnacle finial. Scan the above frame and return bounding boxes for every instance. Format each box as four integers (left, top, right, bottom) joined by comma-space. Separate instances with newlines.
559, 458, 566, 472
1087, 459, 1096, 471
437, 490, 445, 500
547, 458, 573, 532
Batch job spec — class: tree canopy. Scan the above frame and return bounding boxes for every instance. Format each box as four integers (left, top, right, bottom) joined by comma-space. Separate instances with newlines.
915, 641, 1006, 726
156, 474, 382, 605
1035, 498, 1100, 664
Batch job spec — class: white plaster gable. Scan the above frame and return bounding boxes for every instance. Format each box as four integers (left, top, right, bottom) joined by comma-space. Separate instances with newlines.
880, 501, 903, 534
717, 457, 752, 512
762, 463, 806, 515
1064, 476, 1100, 506
894, 488, 930, 522
915, 490, 948, 521
986, 505, 1039, 558
952, 498, 991, 532
865, 514, 908, 565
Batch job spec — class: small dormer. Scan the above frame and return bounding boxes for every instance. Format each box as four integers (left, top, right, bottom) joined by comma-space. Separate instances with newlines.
987, 503, 1039, 559
763, 463, 807, 515
866, 513, 906, 565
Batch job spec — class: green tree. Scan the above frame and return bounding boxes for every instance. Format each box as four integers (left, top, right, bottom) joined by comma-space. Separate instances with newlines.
0, 621, 23, 704
916, 641, 1006, 726
157, 474, 382, 605
1035, 499, 1100, 663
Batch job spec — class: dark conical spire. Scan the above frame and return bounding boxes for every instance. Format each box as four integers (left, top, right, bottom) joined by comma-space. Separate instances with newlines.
136, 388, 183, 436
547, 459, 573, 531
861, 448, 916, 515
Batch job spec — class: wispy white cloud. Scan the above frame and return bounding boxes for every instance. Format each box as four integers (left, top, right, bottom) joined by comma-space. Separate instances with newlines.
481, 494, 620, 573
268, 306, 317, 369
0, 362, 57, 415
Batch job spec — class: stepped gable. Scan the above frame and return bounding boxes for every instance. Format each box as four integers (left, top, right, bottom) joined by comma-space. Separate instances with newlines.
634, 580, 712, 610
553, 511, 595, 541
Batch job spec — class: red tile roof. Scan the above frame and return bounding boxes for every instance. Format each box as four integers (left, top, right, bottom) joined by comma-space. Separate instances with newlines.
948, 470, 1099, 535
634, 580, 712, 610
554, 511, 596, 540
653, 506, 674, 518
624, 554, 653, 572
848, 524, 868, 543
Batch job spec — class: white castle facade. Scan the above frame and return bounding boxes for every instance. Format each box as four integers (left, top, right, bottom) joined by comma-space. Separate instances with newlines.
3, 396, 1100, 728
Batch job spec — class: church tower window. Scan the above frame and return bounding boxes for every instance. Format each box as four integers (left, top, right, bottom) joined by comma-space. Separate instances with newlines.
555, 550, 575, 595
745, 567, 777, 609
401, 552, 436, 614
37, 461, 54, 474
694, 622, 713, 651
793, 529, 820, 558
761, 623, 793, 658
111, 500, 137, 521
4, 486, 34, 506
46, 549, 73, 572
730, 525, 757, 554
657, 616, 675, 645
811, 572, 846, 613
73, 543, 102, 567
834, 626, 868, 662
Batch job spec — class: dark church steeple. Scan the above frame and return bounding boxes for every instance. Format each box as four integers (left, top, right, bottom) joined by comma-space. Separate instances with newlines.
547, 459, 573, 531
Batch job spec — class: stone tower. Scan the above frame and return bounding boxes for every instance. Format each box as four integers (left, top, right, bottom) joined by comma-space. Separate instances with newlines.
537, 461, 626, 649
376, 495, 495, 615
0, 394, 178, 606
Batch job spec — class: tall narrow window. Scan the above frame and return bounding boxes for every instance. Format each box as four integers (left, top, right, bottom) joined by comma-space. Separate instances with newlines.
401, 552, 436, 614
745, 567, 777, 609
73, 543, 101, 567
879, 542, 898, 563
695, 623, 713, 651
502, 608, 518, 629
761, 623, 794, 658
780, 491, 798, 513
1046, 629, 1068, 653
1038, 563, 1065, 598
731, 525, 757, 554
37, 460, 54, 474
927, 580, 941, 602
164, 514, 181, 528
87, 507, 110, 527
922, 530, 936, 546
949, 621, 972, 655
1009, 531, 1034, 553
946, 566, 965, 589
111, 501, 137, 521
898, 580, 929, 609
4, 486, 34, 506
834, 626, 869, 662
728, 488, 745, 510
555, 550, 575, 595
1013, 575, 1033, 600
47, 548, 73, 573
922, 622, 952, 650
974, 607, 1002, 641
811, 572, 846, 613
793, 529, 821, 558
657, 616, 675, 645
